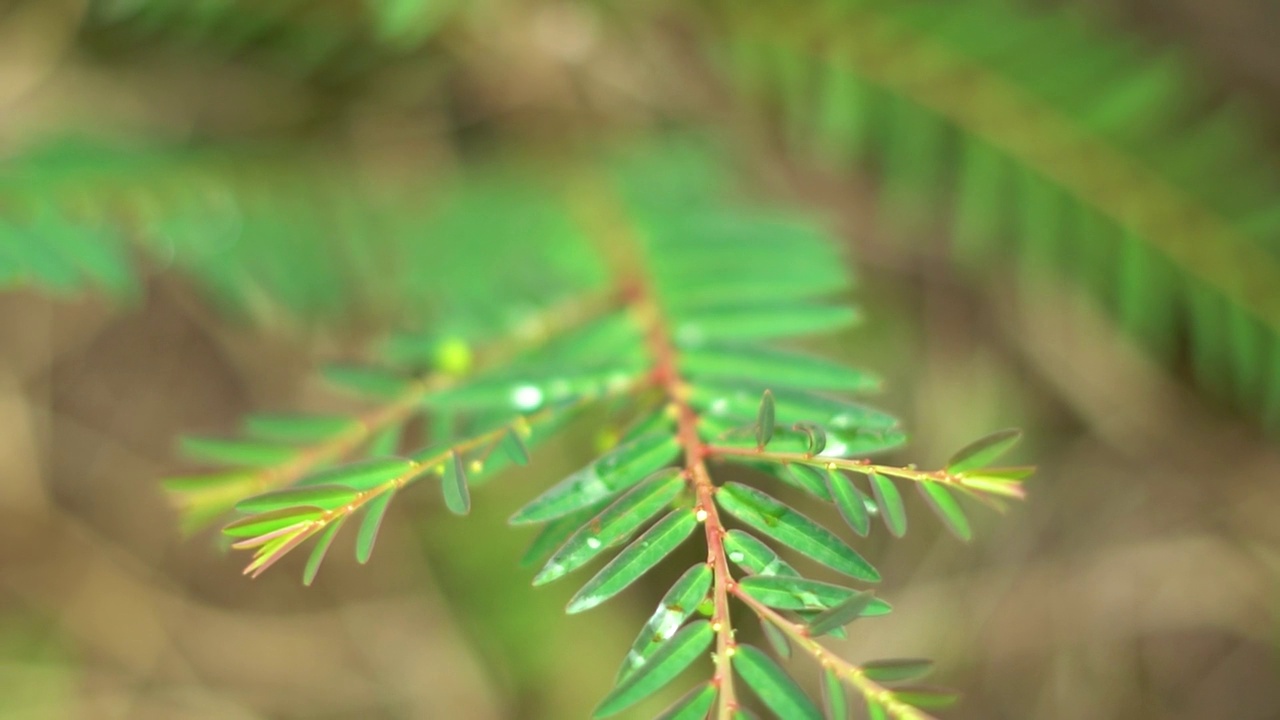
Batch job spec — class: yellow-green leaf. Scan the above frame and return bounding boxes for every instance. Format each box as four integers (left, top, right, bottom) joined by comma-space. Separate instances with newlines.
917, 482, 971, 541
869, 473, 906, 538
946, 428, 1023, 473
442, 451, 470, 515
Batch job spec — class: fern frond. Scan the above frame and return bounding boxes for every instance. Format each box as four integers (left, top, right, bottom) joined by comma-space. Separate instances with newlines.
709, 0, 1280, 425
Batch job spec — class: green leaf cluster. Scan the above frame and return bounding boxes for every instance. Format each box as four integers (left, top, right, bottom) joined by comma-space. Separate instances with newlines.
143, 150, 1035, 717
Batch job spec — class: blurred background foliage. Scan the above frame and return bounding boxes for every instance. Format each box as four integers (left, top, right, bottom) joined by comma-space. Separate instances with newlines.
1, 0, 1279, 717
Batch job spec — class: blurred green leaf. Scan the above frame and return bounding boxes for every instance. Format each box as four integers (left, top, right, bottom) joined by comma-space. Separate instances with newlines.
946, 428, 1023, 473
917, 482, 971, 541
679, 345, 881, 394
756, 390, 776, 449
806, 591, 878, 636
302, 516, 347, 586
862, 659, 935, 684
869, 473, 906, 538
235, 485, 359, 514
355, 492, 395, 564
442, 451, 470, 515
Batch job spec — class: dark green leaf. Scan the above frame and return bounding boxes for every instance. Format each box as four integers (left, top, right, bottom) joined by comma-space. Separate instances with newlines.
946, 428, 1023, 473
567, 509, 699, 614
869, 473, 906, 538
322, 365, 413, 399
593, 620, 714, 718
499, 427, 531, 465
732, 644, 821, 720
674, 302, 859, 345
443, 451, 470, 515
757, 390, 776, 449
679, 345, 881, 393
917, 483, 971, 541
180, 436, 295, 467
241, 413, 354, 444
655, 681, 717, 720
806, 591, 877, 636
760, 617, 791, 660
235, 485, 359, 514
355, 491, 395, 564
862, 659, 935, 684
366, 423, 403, 457
787, 462, 832, 501
617, 564, 714, 682
510, 434, 680, 524
536, 471, 686, 586
296, 458, 414, 491
519, 503, 608, 568
737, 575, 891, 615
826, 469, 870, 536
302, 516, 347, 586
821, 668, 847, 720
722, 530, 799, 577
715, 483, 879, 581
890, 686, 960, 709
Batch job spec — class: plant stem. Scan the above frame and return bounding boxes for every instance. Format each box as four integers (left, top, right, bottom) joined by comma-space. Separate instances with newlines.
633, 295, 741, 718
705, 445, 1026, 500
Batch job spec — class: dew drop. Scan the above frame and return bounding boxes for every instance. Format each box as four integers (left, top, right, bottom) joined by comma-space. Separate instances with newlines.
695, 509, 708, 522
728, 551, 745, 563
511, 384, 544, 410
585, 537, 602, 550
654, 608, 682, 640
